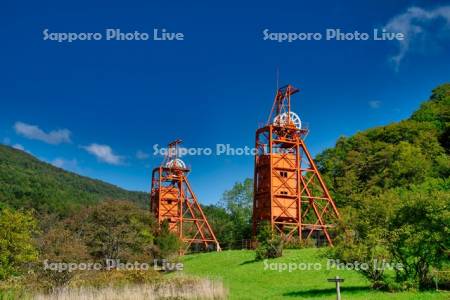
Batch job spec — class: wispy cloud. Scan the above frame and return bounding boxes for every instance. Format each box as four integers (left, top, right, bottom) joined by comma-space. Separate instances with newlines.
51, 158, 78, 170
385, 5, 450, 70
2, 138, 29, 153
136, 150, 150, 160
369, 100, 381, 109
14, 121, 71, 144
12, 144, 25, 151
82, 143, 124, 165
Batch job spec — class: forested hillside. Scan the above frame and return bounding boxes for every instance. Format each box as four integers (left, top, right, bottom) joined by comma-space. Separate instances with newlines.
316, 83, 450, 206
314, 83, 449, 290
0, 145, 148, 216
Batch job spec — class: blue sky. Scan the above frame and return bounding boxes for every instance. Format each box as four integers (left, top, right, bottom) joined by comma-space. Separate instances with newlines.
1, 0, 450, 204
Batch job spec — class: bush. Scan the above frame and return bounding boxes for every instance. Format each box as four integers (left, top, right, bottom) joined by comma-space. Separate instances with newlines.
255, 221, 283, 260
433, 269, 450, 290
382, 276, 416, 292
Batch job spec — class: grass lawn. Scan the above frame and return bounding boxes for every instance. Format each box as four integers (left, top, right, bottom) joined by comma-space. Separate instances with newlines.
180, 249, 449, 300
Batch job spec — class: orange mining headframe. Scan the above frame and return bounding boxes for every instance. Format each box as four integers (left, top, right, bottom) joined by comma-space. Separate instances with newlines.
150, 139, 221, 253
252, 84, 340, 246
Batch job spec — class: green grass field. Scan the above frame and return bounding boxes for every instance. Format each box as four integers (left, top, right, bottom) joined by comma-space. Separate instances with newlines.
180, 249, 449, 300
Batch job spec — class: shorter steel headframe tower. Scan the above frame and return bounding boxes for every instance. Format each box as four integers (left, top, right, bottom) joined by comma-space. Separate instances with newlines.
252, 84, 340, 246
150, 140, 221, 253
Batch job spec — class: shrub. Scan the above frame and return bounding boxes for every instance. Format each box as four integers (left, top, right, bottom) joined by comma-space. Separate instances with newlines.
255, 221, 283, 260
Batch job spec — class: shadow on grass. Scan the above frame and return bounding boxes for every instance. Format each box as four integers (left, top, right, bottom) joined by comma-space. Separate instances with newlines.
283, 286, 371, 298
240, 259, 258, 265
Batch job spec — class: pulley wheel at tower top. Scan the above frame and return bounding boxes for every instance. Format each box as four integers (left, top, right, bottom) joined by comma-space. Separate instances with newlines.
273, 111, 302, 129
165, 158, 186, 169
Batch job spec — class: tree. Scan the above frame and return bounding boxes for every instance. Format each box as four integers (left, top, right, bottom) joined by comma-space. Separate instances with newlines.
0, 208, 38, 279
202, 205, 234, 249
153, 220, 181, 260
329, 185, 450, 290
65, 200, 155, 262
389, 190, 450, 289
219, 178, 253, 248
38, 226, 90, 286
326, 190, 398, 288
327, 207, 392, 289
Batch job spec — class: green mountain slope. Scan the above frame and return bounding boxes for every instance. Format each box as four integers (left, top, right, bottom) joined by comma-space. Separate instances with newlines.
0, 145, 148, 216
316, 83, 450, 206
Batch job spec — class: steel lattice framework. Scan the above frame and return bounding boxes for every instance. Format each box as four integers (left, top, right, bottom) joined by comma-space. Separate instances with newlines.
252, 85, 340, 246
150, 140, 221, 253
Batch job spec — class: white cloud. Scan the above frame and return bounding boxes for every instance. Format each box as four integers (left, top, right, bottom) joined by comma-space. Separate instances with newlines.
14, 121, 71, 145
3, 138, 30, 153
136, 150, 150, 160
10, 143, 32, 154
82, 143, 124, 165
51, 158, 78, 170
385, 5, 450, 70
369, 100, 381, 109
12, 144, 25, 151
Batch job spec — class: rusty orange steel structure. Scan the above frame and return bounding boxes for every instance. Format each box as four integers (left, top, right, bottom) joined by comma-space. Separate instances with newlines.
252, 84, 340, 246
150, 140, 221, 253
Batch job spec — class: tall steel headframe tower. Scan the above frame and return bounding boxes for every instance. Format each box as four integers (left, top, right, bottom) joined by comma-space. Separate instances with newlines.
252, 84, 340, 246
150, 139, 221, 253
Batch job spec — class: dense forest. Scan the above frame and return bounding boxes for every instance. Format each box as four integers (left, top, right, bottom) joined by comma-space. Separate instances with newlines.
0, 145, 148, 216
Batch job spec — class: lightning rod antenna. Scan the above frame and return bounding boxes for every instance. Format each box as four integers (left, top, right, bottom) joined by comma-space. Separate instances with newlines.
276, 67, 279, 90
